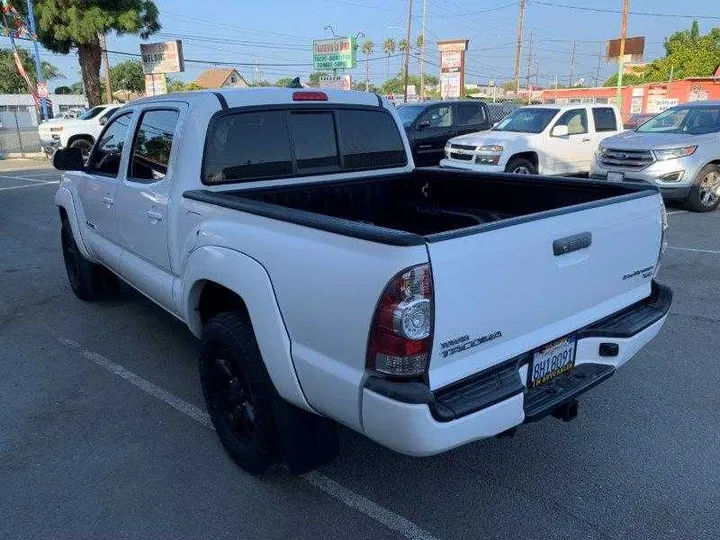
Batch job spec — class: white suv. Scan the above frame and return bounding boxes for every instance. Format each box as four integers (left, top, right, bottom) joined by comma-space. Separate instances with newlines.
39, 104, 121, 160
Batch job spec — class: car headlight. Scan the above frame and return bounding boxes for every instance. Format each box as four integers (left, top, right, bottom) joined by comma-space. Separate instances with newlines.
478, 145, 503, 153
50, 126, 63, 133
596, 145, 608, 157
653, 146, 697, 161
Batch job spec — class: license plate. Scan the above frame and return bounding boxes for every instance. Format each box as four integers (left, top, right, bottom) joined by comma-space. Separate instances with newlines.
607, 171, 625, 182
529, 336, 576, 387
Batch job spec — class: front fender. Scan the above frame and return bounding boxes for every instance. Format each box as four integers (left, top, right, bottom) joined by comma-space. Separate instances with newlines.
182, 246, 313, 412
55, 186, 93, 261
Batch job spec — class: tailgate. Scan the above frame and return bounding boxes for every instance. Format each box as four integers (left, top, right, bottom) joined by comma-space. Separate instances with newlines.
427, 193, 663, 389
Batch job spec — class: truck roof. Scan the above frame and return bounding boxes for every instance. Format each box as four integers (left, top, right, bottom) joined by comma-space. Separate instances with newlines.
520, 103, 618, 111
129, 87, 385, 109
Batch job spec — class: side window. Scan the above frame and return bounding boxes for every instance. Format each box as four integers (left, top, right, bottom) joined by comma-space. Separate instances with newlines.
87, 112, 133, 177
592, 107, 618, 132
99, 108, 116, 121
555, 109, 588, 135
129, 109, 180, 182
287, 112, 339, 170
337, 109, 407, 170
418, 105, 452, 128
204, 111, 292, 183
455, 103, 486, 126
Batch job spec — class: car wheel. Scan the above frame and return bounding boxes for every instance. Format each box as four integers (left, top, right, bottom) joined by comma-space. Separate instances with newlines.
61, 220, 118, 301
70, 139, 93, 164
684, 164, 720, 212
505, 157, 537, 175
200, 311, 279, 474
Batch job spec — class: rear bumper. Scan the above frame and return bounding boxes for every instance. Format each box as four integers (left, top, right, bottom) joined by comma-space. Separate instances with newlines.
361, 281, 672, 456
439, 158, 503, 173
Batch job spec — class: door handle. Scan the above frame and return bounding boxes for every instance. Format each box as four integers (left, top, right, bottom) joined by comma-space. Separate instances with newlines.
582, 137, 591, 142
102, 196, 114, 207
147, 210, 163, 221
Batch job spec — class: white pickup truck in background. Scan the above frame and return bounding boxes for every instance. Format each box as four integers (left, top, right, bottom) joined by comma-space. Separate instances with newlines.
441, 104, 622, 176
52, 88, 671, 475
39, 104, 121, 160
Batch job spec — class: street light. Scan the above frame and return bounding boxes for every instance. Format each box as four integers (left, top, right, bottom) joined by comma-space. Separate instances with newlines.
324, 25, 337, 37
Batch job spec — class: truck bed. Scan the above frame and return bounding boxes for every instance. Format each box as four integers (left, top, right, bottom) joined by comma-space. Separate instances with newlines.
184, 169, 657, 245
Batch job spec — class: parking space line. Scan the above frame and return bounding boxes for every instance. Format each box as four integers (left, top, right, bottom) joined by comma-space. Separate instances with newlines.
668, 246, 720, 255
56, 336, 441, 540
0, 174, 57, 183
0, 181, 59, 191
667, 210, 687, 216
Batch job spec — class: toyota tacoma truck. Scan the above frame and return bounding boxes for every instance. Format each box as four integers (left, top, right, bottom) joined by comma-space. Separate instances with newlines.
441, 104, 622, 176
39, 104, 121, 160
53, 88, 671, 475
592, 101, 720, 212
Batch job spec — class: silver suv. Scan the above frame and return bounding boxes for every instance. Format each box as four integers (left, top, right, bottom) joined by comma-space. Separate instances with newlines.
591, 101, 720, 211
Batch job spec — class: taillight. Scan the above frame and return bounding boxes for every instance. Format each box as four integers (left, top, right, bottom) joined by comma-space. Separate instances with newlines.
292, 91, 328, 101
367, 264, 434, 378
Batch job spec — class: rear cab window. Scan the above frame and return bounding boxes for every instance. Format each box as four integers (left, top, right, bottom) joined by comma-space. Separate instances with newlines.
592, 107, 619, 132
203, 106, 407, 184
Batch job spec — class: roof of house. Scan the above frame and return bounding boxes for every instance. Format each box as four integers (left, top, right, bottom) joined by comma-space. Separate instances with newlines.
194, 68, 243, 89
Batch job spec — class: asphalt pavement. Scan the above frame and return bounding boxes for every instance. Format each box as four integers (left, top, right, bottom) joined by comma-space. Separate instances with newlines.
1, 166, 718, 540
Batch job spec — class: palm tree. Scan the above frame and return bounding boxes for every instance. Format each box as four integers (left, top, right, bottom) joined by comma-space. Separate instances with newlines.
383, 38, 396, 80
416, 34, 425, 98
398, 39, 409, 75
361, 40, 374, 91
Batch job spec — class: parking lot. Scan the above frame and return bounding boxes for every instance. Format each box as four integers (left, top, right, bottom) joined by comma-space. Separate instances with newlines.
1, 165, 718, 540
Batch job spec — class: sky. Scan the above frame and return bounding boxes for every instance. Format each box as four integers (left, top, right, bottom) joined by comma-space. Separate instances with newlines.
2, 0, 719, 91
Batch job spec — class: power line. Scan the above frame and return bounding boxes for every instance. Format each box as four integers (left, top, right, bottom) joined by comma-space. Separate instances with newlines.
532, 1, 720, 20
432, 1, 516, 19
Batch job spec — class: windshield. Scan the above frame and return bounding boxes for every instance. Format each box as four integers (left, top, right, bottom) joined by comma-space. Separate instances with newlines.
637, 106, 720, 135
493, 107, 559, 133
78, 106, 105, 120
396, 105, 425, 126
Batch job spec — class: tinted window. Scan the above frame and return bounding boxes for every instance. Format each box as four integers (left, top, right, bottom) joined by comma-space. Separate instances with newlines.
555, 109, 588, 135
396, 105, 425, 126
592, 107, 617, 132
287, 112, 339, 170
637, 106, 720, 135
456, 102, 486, 126
79, 106, 105, 120
418, 105, 452, 128
129, 109, 179, 182
337, 109, 407, 170
88, 112, 133, 176
100, 107, 117, 120
494, 108, 559, 133
204, 111, 292, 183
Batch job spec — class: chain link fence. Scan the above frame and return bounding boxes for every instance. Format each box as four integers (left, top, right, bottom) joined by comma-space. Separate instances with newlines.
485, 100, 526, 124
0, 110, 41, 155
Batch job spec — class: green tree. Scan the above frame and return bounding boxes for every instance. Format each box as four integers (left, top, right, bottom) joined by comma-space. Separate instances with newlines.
382, 38, 396, 79
17, 1, 160, 107
274, 77, 295, 87
307, 71, 328, 87
166, 78, 203, 93
380, 73, 438, 95
361, 40, 374, 91
109, 60, 145, 93
604, 21, 720, 86
0, 47, 61, 93
416, 34, 425, 72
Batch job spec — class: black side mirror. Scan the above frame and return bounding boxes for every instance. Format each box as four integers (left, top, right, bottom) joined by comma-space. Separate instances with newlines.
416, 119, 431, 130
99, 116, 108, 126
52, 147, 85, 171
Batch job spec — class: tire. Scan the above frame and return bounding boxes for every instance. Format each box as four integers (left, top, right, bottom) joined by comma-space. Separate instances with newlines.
505, 157, 537, 175
200, 311, 279, 474
684, 164, 720, 212
61, 220, 117, 301
69, 138, 93, 163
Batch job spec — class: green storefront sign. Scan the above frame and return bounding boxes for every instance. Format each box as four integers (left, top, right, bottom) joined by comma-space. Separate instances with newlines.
312, 37, 357, 70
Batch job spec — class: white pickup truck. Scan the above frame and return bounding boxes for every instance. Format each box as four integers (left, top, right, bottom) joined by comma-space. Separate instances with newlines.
441, 104, 622, 176
39, 104, 121, 159
53, 88, 671, 475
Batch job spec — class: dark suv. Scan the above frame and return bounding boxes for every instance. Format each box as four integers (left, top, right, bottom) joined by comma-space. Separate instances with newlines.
397, 100, 491, 166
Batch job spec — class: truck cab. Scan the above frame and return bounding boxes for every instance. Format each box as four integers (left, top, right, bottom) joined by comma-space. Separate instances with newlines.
441, 104, 622, 176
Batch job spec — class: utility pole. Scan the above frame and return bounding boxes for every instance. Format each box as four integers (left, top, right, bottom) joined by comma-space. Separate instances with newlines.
568, 40, 576, 88
512, 0, 526, 95
594, 46, 603, 87
525, 27, 533, 104
402, 0, 413, 103
669, 64, 674, 83
25, 0, 48, 120
419, 0, 427, 100
98, 32, 112, 103
615, 0, 630, 108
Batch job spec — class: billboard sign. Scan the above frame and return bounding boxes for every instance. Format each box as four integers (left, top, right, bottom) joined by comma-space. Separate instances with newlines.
437, 40, 469, 53
441, 73, 462, 99
312, 37, 357, 70
141, 40, 185, 74
607, 36, 645, 62
441, 51, 462, 71
319, 75, 352, 90
144, 73, 168, 97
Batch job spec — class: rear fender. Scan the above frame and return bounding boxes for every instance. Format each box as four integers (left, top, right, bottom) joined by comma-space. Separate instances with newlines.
182, 245, 313, 412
